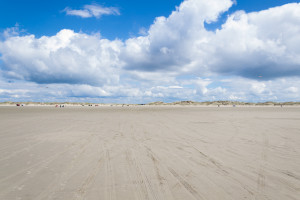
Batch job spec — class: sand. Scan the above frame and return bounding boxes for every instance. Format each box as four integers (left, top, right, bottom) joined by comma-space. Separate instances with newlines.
0, 106, 299, 200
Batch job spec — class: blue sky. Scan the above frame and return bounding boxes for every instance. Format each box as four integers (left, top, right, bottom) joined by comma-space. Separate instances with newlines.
0, 0, 300, 103
0, 0, 183, 39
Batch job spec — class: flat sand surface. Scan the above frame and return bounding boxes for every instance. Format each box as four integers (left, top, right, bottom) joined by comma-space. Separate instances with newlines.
0, 106, 299, 200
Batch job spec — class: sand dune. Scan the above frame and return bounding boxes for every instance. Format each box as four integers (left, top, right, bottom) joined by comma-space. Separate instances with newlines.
0, 106, 299, 200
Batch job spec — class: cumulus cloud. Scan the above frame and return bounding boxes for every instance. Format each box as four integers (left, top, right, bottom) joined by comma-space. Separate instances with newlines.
0, 29, 122, 86
122, 0, 300, 80
64, 4, 120, 18
121, 0, 233, 72
0, 23, 26, 39
1, 0, 300, 102
211, 3, 300, 79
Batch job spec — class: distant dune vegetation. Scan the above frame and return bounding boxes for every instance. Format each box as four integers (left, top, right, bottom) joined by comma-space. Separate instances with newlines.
1, 101, 300, 106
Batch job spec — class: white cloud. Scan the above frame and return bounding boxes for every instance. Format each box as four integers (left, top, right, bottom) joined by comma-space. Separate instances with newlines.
1, 23, 25, 39
0, 29, 123, 86
121, 0, 300, 80
84, 5, 120, 17
138, 27, 148, 36
121, 0, 233, 73
70, 85, 110, 97
64, 9, 92, 18
64, 4, 120, 18
193, 78, 212, 95
169, 86, 183, 89
286, 87, 298, 93
210, 3, 300, 78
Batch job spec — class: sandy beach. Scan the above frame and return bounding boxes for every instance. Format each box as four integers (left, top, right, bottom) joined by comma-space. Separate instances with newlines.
0, 106, 299, 200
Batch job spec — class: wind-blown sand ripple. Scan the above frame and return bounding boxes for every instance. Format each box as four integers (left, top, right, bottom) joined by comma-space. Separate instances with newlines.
0, 106, 299, 200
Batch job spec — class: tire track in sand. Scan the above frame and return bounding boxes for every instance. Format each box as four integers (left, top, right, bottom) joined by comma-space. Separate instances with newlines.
144, 145, 204, 200
104, 148, 116, 200
126, 148, 160, 200
0, 133, 96, 199
256, 132, 269, 199
75, 156, 104, 200
133, 147, 160, 200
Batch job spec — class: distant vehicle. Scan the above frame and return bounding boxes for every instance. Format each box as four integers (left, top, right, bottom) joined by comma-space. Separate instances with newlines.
16, 104, 20, 106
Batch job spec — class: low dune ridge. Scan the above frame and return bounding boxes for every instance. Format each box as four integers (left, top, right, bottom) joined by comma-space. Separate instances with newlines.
1, 101, 300, 107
